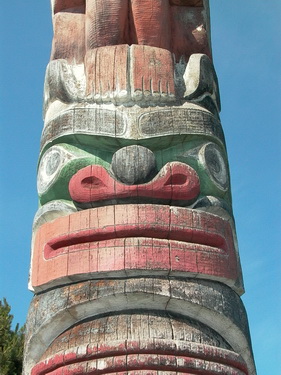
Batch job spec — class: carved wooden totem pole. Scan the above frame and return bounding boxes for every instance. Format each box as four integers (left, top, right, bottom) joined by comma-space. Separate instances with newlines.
24, 1, 256, 374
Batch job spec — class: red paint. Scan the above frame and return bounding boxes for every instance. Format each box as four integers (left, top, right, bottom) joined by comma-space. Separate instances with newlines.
85, 45, 128, 97
130, 44, 175, 97
85, 0, 130, 49
51, 13, 85, 63
69, 162, 200, 204
53, 1, 85, 14
32, 339, 248, 375
131, 1, 171, 50
51, 1, 211, 85
31, 205, 240, 290
84, 1, 210, 60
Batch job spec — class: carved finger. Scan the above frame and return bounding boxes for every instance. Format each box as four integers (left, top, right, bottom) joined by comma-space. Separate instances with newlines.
85, 0, 129, 49
131, 0, 171, 50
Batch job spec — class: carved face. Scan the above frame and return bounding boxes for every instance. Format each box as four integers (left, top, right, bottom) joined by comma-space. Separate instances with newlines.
30, 0, 242, 296
24, 3, 257, 375
37, 136, 230, 211
33, 98, 242, 293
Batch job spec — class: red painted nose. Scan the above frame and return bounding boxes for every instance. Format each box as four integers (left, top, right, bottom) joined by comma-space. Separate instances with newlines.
69, 162, 200, 204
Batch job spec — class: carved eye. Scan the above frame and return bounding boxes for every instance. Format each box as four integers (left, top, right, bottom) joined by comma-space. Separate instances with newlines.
37, 146, 67, 194
199, 143, 229, 191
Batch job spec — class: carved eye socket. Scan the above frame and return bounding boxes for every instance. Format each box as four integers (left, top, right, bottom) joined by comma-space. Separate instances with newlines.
37, 146, 65, 194
199, 143, 229, 191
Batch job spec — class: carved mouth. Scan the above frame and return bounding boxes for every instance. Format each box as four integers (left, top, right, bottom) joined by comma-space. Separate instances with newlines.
44, 205, 230, 259
31, 204, 241, 294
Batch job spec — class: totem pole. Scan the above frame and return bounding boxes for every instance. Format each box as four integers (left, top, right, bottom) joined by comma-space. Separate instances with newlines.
24, 1, 256, 374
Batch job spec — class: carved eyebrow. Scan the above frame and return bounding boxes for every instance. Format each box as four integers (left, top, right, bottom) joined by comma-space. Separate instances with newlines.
52, 0, 85, 14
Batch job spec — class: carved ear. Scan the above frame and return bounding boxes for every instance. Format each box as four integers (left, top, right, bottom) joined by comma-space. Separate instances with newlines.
184, 53, 221, 115
43, 60, 86, 117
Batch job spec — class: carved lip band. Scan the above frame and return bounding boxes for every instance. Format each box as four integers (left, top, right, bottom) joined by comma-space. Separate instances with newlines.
32, 340, 248, 375
69, 162, 200, 205
30, 205, 240, 291
44, 205, 229, 259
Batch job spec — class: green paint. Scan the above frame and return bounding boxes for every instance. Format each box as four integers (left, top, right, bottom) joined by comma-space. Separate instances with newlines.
154, 140, 232, 205
39, 132, 225, 156
38, 144, 111, 205
38, 136, 232, 208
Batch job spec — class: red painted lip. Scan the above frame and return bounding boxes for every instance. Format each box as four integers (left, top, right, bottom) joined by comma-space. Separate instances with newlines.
69, 162, 200, 204
44, 205, 230, 259
32, 205, 241, 293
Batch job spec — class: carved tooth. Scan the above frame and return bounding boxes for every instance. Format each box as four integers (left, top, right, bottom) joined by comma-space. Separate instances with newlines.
117, 89, 129, 100
132, 89, 143, 102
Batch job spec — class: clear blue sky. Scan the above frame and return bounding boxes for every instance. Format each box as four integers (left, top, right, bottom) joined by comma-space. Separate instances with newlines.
0, 1, 280, 374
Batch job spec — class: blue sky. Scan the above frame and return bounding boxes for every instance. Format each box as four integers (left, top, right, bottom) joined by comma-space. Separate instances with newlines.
0, 1, 280, 374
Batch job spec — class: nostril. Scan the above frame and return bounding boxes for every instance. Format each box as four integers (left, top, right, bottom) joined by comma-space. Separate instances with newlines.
111, 145, 157, 185
81, 176, 106, 188
164, 174, 187, 186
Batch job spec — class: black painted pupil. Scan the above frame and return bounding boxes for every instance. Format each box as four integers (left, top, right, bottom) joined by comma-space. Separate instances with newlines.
208, 153, 221, 174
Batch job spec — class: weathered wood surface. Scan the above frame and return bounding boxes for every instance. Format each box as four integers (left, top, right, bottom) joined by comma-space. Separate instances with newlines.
50, 0, 210, 62
24, 1, 256, 374
24, 279, 254, 374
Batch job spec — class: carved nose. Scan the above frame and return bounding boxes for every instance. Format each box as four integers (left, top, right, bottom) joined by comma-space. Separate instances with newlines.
111, 145, 157, 185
